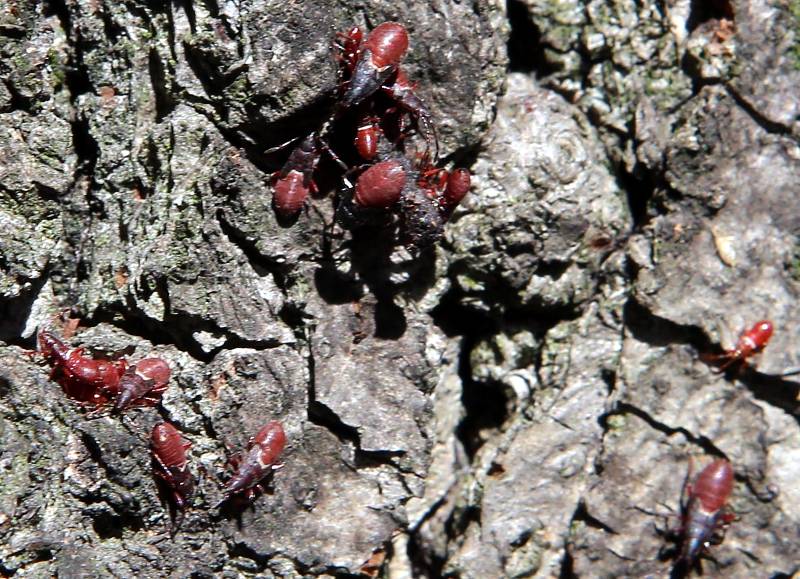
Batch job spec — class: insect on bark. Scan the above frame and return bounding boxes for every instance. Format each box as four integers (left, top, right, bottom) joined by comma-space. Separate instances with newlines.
269, 133, 324, 217
36, 329, 127, 408
337, 22, 409, 111
708, 320, 773, 372
217, 421, 286, 507
151, 422, 194, 533
674, 459, 735, 570
114, 357, 171, 413
353, 160, 407, 208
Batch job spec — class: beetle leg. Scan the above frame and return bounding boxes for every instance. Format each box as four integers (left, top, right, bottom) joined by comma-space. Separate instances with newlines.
680, 457, 694, 510
264, 136, 301, 155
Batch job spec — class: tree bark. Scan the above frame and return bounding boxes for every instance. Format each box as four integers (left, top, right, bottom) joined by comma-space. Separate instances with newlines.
1, 0, 798, 577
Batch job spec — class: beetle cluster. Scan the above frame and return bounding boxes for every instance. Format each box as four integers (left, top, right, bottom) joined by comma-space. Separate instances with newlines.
34, 328, 286, 528
25, 316, 783, 567
37, 329, 170, 413
7, 12, 787, 575
270, 21, 471, 249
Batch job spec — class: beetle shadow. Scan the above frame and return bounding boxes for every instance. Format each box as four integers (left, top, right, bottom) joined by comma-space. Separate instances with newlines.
653, 517, 687, 577
152, 476, 188, 536
670, 552, 724, 579
656, 529, 714, 579
215, 477, 277, 525
668, 559, 691, 579
313, 220, 438, 340
734, 367, 800, 423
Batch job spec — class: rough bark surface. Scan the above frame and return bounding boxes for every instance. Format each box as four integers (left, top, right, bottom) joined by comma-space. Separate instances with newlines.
1, 0, 798, 578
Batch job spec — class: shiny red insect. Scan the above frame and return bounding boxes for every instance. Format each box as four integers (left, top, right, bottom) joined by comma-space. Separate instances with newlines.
338, 22, 409, 110
442, 168, 471, 210
271, 20, 471, 249
270, 133, 324, 217
711, 320, 773, 372
354, 160, 407, 208
37, 329, 127, 407
151, 422, 194, 513
417, 158, 472, 214
114, 357, 171, 413
676, 459, 735, 568
333, 25, 363, 79
334, 24, 437, 159
355, 114, 381, 160
218, 420, 286, 506
365, 22, 409, 69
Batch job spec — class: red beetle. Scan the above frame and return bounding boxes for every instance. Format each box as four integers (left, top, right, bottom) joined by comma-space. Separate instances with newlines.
114, 357, 171, 413
675, 459, 735, 568
218, 421, 286, 506
151, 422, 195, 515
355, 115, 381, 160
270, 133, 324, 217
416, 158, 471, 216
338, 22, 409, 110
335, 26, 436, 158
333, 25, 364, 80
442, 168, 471, 210
364, 22, 409, 69
354, 160, 406, 208
711, 320, 773, 372
37, 329, 127, 407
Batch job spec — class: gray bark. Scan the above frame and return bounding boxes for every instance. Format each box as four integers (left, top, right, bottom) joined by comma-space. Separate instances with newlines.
1, 0, 798, 577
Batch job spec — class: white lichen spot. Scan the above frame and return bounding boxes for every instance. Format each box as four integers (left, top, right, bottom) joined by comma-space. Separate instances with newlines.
192, 331, 226, 353
710, 224, 737, 267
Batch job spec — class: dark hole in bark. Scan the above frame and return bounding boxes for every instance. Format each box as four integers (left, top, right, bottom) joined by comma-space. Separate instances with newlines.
506, 0, 550, 74
686, 0, 734, 33
455, 340, 514, 459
